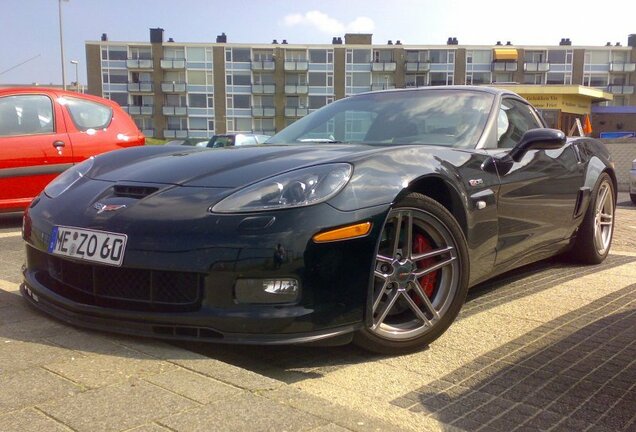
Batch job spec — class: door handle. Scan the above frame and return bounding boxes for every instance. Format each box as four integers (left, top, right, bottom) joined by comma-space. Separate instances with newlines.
53, 141, 65, 155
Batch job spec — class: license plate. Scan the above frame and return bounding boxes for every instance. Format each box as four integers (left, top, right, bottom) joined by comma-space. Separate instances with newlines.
48, 226, 127, 266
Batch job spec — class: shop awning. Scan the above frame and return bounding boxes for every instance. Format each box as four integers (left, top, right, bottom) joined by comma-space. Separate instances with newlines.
493, 48, 518, 61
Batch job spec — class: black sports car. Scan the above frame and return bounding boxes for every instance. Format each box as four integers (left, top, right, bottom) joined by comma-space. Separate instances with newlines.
21, 87, 616, 354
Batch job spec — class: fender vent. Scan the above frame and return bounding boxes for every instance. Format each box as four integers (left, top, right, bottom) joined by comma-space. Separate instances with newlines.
113, 185, 159, 199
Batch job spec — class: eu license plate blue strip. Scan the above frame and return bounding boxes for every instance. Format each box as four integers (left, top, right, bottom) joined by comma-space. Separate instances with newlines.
48, 226, 59, 253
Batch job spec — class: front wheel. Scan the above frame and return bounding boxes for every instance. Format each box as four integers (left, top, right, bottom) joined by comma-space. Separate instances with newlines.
353, 193, 469, 355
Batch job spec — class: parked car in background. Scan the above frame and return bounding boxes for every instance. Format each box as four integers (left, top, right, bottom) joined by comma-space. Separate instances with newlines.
630, 158, 636, 204
164, 138, 209, 147
21, 87, 616, 354
0, 87, 144, 213
204, 133, 271, 148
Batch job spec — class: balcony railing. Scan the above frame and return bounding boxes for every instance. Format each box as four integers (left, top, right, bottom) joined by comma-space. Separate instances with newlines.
163, 129, 188, 139
284, 84, 308, 94
252, 84, 276, 94
405, 62, 431, 72
607, 85, 635, 95
125, 105, 153, 115
284, 61, 308, 71
127, 82, 154, 92
371, 84, 396, 91
251, 60, 275, 71
285, 107, 308, 117
252, 107, 276, 117
609, 62, 636, 73
492, 62, 518, 72
162, 106, 187, 116
160, 59, 186, 69
161, 82, 187, 93
372, 62, 397, 72
126, 59, 153, 69
524, 62, 550, 72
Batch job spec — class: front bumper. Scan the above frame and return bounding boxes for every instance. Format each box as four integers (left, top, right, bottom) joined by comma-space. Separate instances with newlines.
22, 194, 389, 344
20, 278, 359, 345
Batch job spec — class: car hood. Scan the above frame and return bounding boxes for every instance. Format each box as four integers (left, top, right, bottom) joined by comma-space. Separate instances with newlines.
90, 144, 393, 188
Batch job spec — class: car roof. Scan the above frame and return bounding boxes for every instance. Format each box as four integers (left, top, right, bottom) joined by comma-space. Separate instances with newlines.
0, 87, 121, 108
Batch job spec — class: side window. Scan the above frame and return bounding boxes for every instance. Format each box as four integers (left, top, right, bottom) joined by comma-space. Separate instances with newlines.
60, 97, 112, 131
0, 95, 54, 136
497, 99, 542, 148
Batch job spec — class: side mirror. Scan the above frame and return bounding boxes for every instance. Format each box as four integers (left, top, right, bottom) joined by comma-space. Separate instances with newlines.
509, 128, 566, 162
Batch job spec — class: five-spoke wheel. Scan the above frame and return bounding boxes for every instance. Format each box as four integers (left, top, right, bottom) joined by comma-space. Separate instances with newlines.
354, 193, 469, 354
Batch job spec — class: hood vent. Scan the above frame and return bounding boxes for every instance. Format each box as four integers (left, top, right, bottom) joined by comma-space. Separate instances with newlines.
113, 185, 159, 199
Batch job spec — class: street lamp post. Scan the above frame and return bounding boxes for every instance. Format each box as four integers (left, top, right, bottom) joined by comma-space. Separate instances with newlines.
70, 60, 79, 92
58, 0, 69, 89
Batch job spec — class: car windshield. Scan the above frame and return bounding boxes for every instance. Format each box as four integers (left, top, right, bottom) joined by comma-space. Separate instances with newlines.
268, 89, 494, 148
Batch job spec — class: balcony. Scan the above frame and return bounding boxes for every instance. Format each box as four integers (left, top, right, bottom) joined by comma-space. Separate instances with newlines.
371, 84, 396, 91
126, 59, 153, 69
284, 61, 308, 71
285, 107, 308, 117
251, 60, 275, 71
252, 84, 276, 94
371, 62, 397, 72
284, 84, 308, 94
492, 62, 518, 72
127, 82, 153, 92
405, 62, 431, 72
524, 62, 550, 72
252, 107, 276, 117
160, 59, 186, 69
607, 85, 635, 95
161, 82, 187, 93
609, 62, 636, 73
163, 129, 188, 139
162, 106, 187, 116
125, 105, 153, 115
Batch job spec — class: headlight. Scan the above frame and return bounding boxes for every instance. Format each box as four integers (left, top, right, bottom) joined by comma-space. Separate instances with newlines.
44, 157, 94, 198
212, 163, 352, 213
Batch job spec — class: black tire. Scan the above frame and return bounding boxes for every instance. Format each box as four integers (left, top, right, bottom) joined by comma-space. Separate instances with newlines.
631, 193, 636, 205
353, 193, 470, 355
571, 173, 615, 264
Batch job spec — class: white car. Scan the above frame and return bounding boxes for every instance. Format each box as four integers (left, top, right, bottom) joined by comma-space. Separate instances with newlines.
631, 159, 636, 204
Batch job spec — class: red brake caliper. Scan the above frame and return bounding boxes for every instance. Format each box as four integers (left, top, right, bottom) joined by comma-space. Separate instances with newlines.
412, 233, 438, 300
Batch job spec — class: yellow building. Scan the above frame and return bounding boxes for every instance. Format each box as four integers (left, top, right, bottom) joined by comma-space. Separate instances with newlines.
492, 84, 613, 134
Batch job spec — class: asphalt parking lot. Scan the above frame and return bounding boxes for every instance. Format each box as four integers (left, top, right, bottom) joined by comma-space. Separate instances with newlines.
0, 194, 634, 432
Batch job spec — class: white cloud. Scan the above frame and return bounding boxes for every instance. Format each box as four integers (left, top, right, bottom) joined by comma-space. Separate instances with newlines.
283, 10, 375, 34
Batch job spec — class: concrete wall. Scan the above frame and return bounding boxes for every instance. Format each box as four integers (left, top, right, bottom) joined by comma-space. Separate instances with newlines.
600, 138, 636, 192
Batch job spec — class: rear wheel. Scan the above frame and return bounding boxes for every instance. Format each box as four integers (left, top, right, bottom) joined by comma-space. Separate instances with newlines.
571, 173, 615, 264
631, 193, 636, 205
353, 193, 469, 354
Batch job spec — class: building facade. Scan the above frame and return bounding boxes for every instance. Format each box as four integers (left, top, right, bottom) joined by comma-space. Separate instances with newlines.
85, 29, 636, 139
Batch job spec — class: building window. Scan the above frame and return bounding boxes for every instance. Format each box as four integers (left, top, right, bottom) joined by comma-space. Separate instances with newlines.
309, 49, 327, 63
233, 94, 251, 108
164, 47, 185, 60
188, 94, 207, 108
227, 48, 251, 62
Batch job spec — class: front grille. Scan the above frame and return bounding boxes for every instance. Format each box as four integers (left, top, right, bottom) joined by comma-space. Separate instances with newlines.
113, 185, 159, 199
32, 248, 202, 312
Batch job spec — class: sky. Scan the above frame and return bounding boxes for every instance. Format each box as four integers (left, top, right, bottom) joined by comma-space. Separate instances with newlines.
1, 0, 635, 86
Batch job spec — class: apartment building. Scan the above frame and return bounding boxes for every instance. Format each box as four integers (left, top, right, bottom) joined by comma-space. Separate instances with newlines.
85, 29, 636, 139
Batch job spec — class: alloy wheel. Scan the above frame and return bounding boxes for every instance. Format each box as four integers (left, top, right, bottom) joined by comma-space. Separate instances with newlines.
370, 207, 460, 341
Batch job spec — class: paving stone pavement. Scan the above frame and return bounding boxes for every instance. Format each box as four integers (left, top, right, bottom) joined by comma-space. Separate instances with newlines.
0, 195, 634, 432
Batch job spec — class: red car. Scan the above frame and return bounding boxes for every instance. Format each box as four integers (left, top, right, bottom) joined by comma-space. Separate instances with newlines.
0, 87, 144, 213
